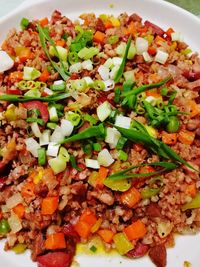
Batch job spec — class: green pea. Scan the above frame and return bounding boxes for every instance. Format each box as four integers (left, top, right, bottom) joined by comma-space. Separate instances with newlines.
166, 116, 180, 133
0, 219, 10, 234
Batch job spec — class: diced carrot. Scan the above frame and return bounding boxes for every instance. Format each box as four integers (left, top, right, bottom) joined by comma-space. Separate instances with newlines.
123, 220, 147, 241
133, 143, 143, 152
93, 31, 106, 44
56, 39, 66, 47
121, 187, 141, 208
148, 46, 157, 56
9, 71, 23, 82
135, 71, 144, 81
74, 208, 97, 238
104, 20, 113, 29
39, 69, 50, 82
162, 131, 177, 145
40, 17, 49, 27
148, 73, 161, 83
139, 165, 155, 174
45, 233, 66, 250
98, 229, 114, 243
74, 220, 91, 239
154, 35, 166, 45
41, 196, 59, 215
187, 100, 200, 118
145, 90, 162, 99
13, 203, 25, 219
95, 166, 109, 189
186, 183, 196, 198
79, 208, 97, 227
165, 27, 174, 38
178, 130, 195, 145
127, 21, 136, 36
21, 182, 35, 198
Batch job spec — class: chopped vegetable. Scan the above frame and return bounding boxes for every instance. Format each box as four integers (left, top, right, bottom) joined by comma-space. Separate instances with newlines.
0, 219, 10, 234
182, 193, 200, 211
121, 187, 141, 208
113, 232, 134, 255
45, 233, 66, 250
12, 243, 27, 254
74, 208, 97, 238
97, 148, 114, 167
41, 196, 59, 215
124, 220, 147, 240
97, 229, 114, 243
178, 130, 195, 145
114, 35, 132, 83
97, 101, 112, 122
38, 147, 46, 166
20, 17, 29, 30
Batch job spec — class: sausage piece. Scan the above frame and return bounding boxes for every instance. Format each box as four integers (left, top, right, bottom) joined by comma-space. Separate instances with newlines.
149, 244, 167, 267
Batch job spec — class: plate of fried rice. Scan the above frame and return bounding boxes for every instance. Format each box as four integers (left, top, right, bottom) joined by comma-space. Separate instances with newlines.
0, 0, 200, 266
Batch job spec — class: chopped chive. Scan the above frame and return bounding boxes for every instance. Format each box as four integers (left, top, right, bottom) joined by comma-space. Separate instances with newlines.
26, 117, 45, 126
20, 17, 29, 30
93, 143, 101, 151
118, 150, 128, 161
116, 136, 127, 150
90, 245, 97, 253
69, 155, 82, 171
38, 147, 46, 166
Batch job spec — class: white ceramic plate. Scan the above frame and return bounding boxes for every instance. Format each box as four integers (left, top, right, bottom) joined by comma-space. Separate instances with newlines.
0, 0, 200, 266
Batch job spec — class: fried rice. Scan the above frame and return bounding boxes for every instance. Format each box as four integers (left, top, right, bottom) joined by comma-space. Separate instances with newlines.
0, 10, 200, 267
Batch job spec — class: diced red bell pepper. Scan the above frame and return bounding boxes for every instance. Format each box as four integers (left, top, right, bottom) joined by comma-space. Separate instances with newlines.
37, 252, 72, 267
23, 101, 49, 123
6, 88, 22, 95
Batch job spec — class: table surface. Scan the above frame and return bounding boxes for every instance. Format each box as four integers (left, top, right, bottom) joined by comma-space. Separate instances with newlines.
0, 0, 199, 18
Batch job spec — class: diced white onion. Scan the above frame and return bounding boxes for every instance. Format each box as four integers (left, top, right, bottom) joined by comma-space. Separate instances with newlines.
142, 51, 153, 63
112, 57, 123, 66
48, 106, 58, 122
105, 127, 121, 148
115, 115, 131, 129
103, 79, 115, 91
31, 122, 42, 138
50, 126, 65, 143
104, 58, 114, 69
39, 130, 50, 146
97, 149, 114, 167
82, 60, 93, 71
85, 159, 100, 169
8, 212, 22, 233
25, 138, 40, 157
6, 193, 23, 209
98, 65, 110, 81
135, 37, 149, 55
0, 50, 14, 73
145, 96, 157, 105
157, 220, 173, 238
60, 119, 74, 137
83, 76, 93, 86
171, 32, 183, 42
54, 80, 65, 85
47, 142, 60, 157
97, 101, 112, 122
109, 65, 120, 80
44, 88, 53, 95
69, 62, 82, 73
155, 50, 169, 64
48, 157, 66, 174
